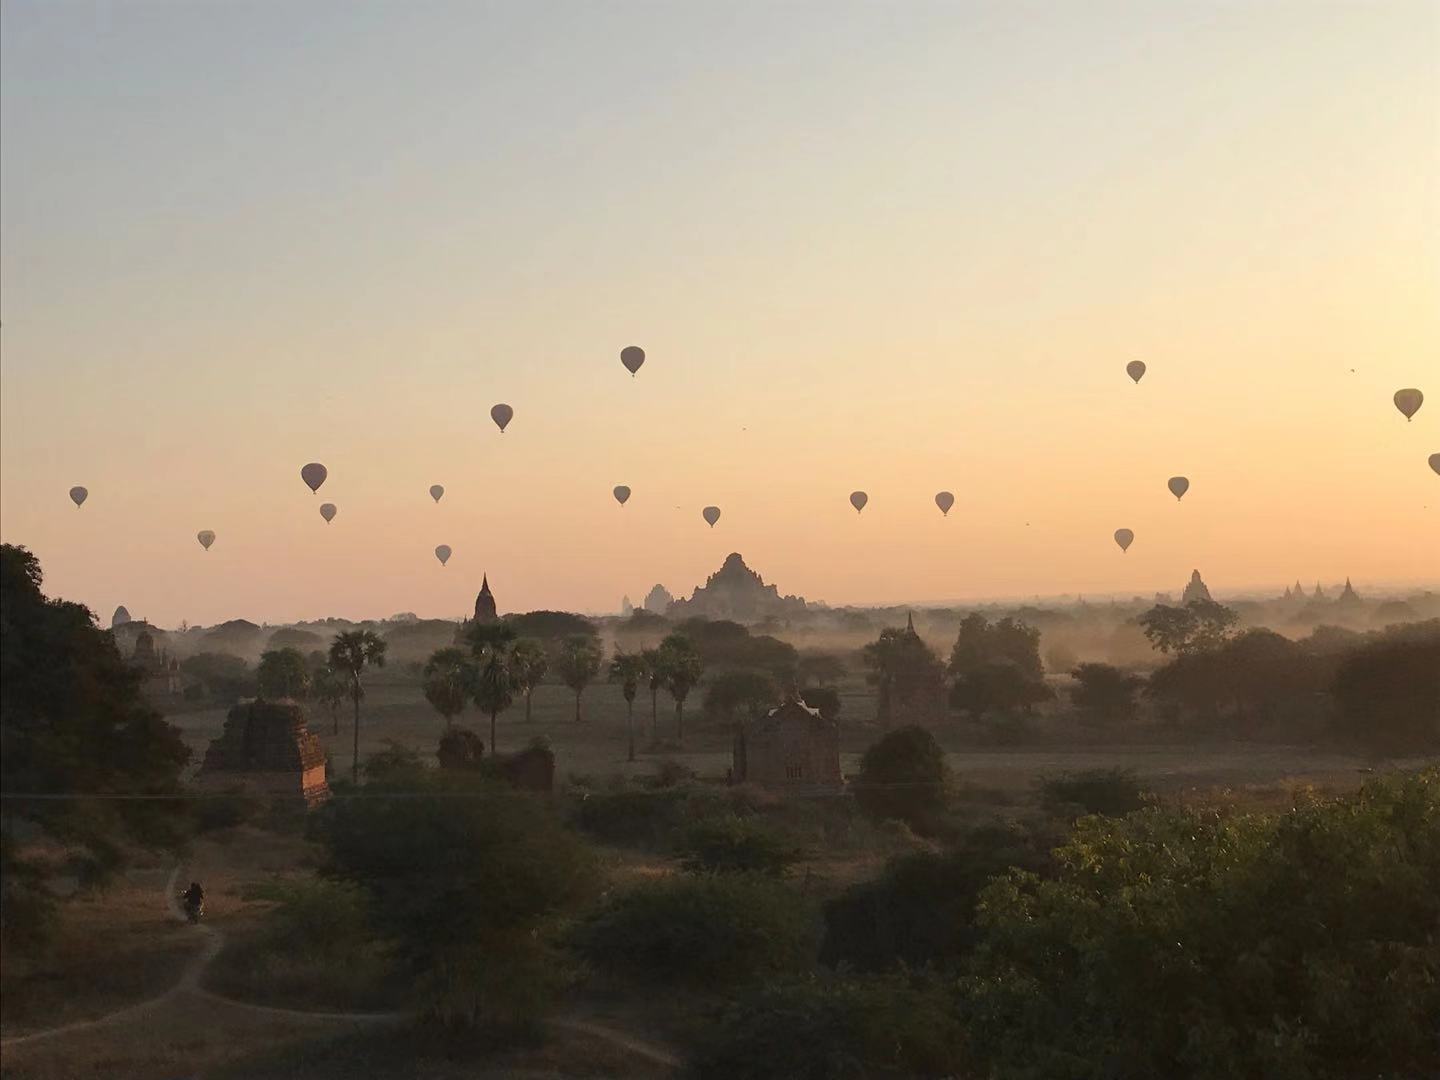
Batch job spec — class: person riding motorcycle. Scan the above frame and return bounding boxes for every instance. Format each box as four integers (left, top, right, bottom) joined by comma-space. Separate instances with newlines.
182, 881, 205, 923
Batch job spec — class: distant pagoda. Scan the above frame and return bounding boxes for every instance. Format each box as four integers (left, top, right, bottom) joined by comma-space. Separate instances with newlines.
474, 575, 498, 623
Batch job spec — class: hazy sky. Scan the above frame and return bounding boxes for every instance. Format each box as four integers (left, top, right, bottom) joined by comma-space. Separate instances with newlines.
2, 1, 1436, 626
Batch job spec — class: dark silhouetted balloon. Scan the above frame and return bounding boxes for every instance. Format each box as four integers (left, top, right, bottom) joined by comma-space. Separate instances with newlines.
435, 544, 452, 566
1430, 453, 1440, 476
613, 485, 631, 506
1114, 528, 1134, 552
491, 404, 513, 433
197, 530, 216, 551
429, 485, 444, 503
301, 463, 328, 493
1394, 388, 1423, 421
850, 491, 868, 514
320, 503, 337, 523
702, 506, 721, 528
620, 346, 645, 376
1167, 476, 1190, 501
1126, 361, 1146, 383
934, 491, 954, 516
69, 486, 88, 508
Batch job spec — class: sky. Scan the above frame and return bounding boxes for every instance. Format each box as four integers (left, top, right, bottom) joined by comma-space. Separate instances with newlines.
2, 0, 1437, 626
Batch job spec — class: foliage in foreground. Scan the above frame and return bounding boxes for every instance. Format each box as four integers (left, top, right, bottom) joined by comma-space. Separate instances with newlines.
820, 822, 1054, 974
570, 873, 816, 986
316, 772, 598, 1032
675, 815, 804, 876
690, 974, 967, 1080
1, 544, 190, 951
963, 768, 1440, 1080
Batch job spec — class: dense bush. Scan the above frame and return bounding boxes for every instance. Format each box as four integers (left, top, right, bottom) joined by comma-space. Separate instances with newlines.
316, 772, 598, 1031
962, 769, 1440, 1080
570, 874, 816, 985
209, 878, 398, 1010
1332, 627, 1440, 753
820, 823, 1053, 973
676, 815, 803, 876
1036, 768, 1150, 819
852, 726, 948, 833
690, 974, 967, 1080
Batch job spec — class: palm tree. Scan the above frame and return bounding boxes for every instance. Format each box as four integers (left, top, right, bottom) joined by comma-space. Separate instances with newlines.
423, 647, 474, 729
465, 622, 518, 754
609, 650, 646, 762
640, 647, 662, 740
657, 633, 704, 744
508, 638, 549, 723
329, 630, 388, 782
312, 665, 347, 735
556, 636, 603, 723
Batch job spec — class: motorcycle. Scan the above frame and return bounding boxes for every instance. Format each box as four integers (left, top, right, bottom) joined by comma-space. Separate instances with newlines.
182, 893, 204, 924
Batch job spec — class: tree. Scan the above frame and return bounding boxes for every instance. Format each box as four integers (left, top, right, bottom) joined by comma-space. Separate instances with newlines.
508, 638, 548, 723
1139, 598, 1239, 655
555, 635, 602, 723
962, 769, 1440, 1080
797, 652, 847, 688
704, 670, 779, 725
329, 630, 388, 783
640, 647, 664, 740
178, 651, 256, 704
657, 633, 704, 743
468, 625, 519, 756
609, 650, 646, 762
800, 686, 842, 721
1, 545, 190, 950
319, 771, 598, 1031
864, 626, 945, 726
312, 665, 347, 735
503, 610, 598, 642
853, 726, 948, 833
1332, 627, 1440, 753
949, 662, 1053, 718
256, 646, 311, 701
422, 647, 473, 729
1069, 663, 1144, 722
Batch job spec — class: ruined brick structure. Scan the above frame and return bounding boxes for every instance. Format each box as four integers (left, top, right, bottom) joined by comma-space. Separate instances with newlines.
198, 700, 330, 807
733, 698, 841, 790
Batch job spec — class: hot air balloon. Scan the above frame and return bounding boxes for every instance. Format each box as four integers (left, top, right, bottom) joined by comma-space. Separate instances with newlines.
1126, 361, 1146, 384
620, 346, 645, 376
435, 544, 452, 566
301, 463, 328, 493
1167, 476, 1190, 501
197, 530, 216, 551
1114, 528, 1134, 552
429, 485, 445, 503
491, 404, 513, 433
850, 491, 868, 514
613, 485, 631, 506
935, 491, 955, 516
320, 503, 337, 523
1430, 453, 1440, 476
1394, 388, 1424, 421
702, 506, 721, 528
69, 486, 88, 508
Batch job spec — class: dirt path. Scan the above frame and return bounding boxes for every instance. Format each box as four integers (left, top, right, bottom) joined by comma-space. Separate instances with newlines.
1, 863, 683, 1073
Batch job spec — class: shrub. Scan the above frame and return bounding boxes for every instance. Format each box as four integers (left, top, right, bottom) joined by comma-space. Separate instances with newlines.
209, 877, 398, 1010
1037, 768, 1149, 819
962, 769, 1440, 1080
1332, 630, 1440, 753
676, 815, 803, 876
690, 973, 967, 1080
853, 726, 948, 833
570, 874, 816, 985
820, 822, 1053, 973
